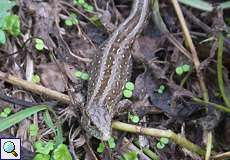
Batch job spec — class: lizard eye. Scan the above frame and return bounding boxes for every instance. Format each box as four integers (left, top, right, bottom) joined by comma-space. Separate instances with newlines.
89, 120, 95, 127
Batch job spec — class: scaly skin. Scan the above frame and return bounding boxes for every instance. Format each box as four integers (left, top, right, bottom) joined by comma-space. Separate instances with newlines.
81, 0, 150, 140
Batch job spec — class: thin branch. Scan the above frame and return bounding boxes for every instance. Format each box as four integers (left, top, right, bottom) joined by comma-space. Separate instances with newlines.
171, 0, 209, 102
0, 71, 70, 103
192, 97, 230, 113
212, 151, 230, 160
112, 121, 206, 157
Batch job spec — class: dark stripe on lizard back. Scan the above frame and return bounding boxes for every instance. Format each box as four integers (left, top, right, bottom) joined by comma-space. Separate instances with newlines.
87, 0, 149, 110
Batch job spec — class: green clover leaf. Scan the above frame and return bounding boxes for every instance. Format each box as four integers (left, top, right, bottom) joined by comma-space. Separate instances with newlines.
97, 142, 105, 153
125, 82, 135, 91
123, 89, 133, 98
53, 144, 72, 160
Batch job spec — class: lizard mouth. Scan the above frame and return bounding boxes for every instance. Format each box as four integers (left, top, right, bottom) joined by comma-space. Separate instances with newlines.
81, 111, 112, 141
84, 123, 111, 141
89, 120, 112, 141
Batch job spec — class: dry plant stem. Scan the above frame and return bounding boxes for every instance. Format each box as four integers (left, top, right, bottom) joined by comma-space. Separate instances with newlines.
212, 151, 230, 160
60, 1, 92, 22
0, 71, 70, 103
205, 132, 212, 160
181, 7, 212, 33
192, 97, 230, 113
151, 0, 192, 59
171, 0, 209, 102
217, 33, 230, 107
83, 143, 99, 160
166, 33, 192, 60
112, 121, 206, 157
122, 138, 152, 160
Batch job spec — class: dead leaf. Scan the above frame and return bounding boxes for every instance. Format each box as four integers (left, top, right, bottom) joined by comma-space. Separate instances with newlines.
132, 36, 161, 63
37, 63, 66, 92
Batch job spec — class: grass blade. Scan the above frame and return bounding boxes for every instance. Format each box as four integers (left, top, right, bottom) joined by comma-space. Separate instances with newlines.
0, 105, 48, 132
220, 1, 230, 10
217, 33, 230, 108
44, 110, 55, 130
44, 110, 63, 146
178, 0, 213, 12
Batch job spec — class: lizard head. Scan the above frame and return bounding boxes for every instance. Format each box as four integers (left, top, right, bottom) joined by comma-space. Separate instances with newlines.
81, 105, 112, 141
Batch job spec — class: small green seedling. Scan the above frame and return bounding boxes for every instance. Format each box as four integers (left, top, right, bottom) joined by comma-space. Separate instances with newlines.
3, 15, 21, 36
81, 72, 90, 80
123, 89, 133, 98
175, 66, 183, 75
123, 81, 135, 98
89, 15, 103, 28
83, 3, 94, 12
34, 153, 50, 160
0, 0, 20, 44
29, 124, 38, 137
53, 144, 72, 160
182, 64, 190, 72
125, 82, 135, 91
97, 142, 105, 153
65, 19, 74, 26
0, 30, 6, 44
32, 74, 41, 84
156, 142, 165, 149
156, 137, 169, 149
157, 84, 165, 94
74, 70, 82, 78
128, 112, 140, 123
74, 70, 90, 80
97, 137, 116, 153
65, 13, 79, 26
176, 64, 191, 75
73, 0, 94, 12
73, 0, 85, 5
34, 143, 72, 160
73, 0, 103, 28
160, 137, 169, 144
122, 151, 139, 160
3, 107, 11, 115
35, 38, 45, 51
0, 107, 12, 117
108, 137, 116, 149
34, 140, 54, 155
